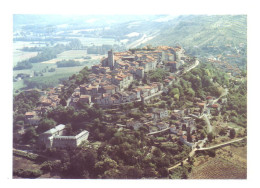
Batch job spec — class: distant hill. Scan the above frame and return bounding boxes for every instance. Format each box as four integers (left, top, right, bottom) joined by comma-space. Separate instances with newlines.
144, 15, 247, 54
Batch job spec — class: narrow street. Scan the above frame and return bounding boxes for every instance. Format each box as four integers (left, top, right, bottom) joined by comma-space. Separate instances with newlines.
184, 59, 199, 73
147, 128, 170, 136
203, 115, 212, 133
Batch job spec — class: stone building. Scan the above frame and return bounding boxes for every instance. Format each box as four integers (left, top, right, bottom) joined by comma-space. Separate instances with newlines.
39, 124, 89, 149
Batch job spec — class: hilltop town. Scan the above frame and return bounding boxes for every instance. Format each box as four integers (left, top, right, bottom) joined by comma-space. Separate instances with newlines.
13, 45, 247, 179
21, 45, 200, 148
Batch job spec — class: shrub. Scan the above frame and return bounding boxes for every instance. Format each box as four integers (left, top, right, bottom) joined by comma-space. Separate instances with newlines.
13, 169, 43, 178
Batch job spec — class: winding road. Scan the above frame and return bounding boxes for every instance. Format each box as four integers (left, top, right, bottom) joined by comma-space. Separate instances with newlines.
197, 137, 246, 151
168, 137, 246, 171
147, 128, 170, 136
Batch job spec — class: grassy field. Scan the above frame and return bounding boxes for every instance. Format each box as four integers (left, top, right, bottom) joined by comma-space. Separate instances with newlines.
74, 37, 119, 46
13, 41, 47, 66
189, 145, 247, 179
13, 49, 102, 92
41, 50, 104, 64
13, 65, 87, 92
13, 50, 38, 66
13, 42, 103, 92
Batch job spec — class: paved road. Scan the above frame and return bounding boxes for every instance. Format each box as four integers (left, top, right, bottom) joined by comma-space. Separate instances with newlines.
213, 88, 228, 104
168, 137, 245, 171
202, 87, 229, 133
197, 137, 246, 151
184, 59, 199, 73
203, 114, 212, 133
147, 128, 170, 136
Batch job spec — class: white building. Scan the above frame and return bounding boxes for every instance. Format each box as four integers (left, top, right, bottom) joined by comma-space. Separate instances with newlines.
39, 124, 89, 149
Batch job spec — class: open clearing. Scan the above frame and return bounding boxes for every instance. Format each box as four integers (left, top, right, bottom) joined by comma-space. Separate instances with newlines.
13, 50, 38, 66
41, 50, 104, 64
189, 145, 246, 179
74, 37, 119, 46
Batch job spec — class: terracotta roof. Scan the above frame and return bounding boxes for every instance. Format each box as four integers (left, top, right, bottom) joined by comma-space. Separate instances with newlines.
80, 95, 91, 99
211, 104, 219, 108
206, 96, 213, 100
25, 111, 36, 116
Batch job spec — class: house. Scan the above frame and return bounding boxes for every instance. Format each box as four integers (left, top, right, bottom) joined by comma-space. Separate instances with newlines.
206, 96, 215, 105
170, 125, 178, 134
39, 124, 89, 149
181, 117, 196, 132
25, 111, 37, 119
79, 95, 92, 104
221, 98, 227, 104
209, 103, 221, 111
171, 109, 185, 120
52, 131, 89, 148
39, 97, 52, 107
197, 102, 206, 111
126, 120, 143, 130
179, 135, 194, 147
133, 88, 141, 99
144, 121, 157, 133
24, 111, 40, 125
153, 108, 169, 120
156, 122, 169, 130
165, 61, 180, 72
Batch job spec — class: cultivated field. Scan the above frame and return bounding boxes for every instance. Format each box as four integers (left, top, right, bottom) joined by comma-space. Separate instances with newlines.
189, 145, 247, 179
74, 37, 119, 46
13, 65, 87, 92
189, 157, 246, 179
13, 50, 38, 66
13, 41, 48, 66
41, 50, 104, 64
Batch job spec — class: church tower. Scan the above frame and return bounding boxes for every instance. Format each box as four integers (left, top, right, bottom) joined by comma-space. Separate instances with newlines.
108, 49, 115, 69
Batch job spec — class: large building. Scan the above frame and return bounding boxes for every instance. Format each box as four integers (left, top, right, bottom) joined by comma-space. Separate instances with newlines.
39, 124, 89, 149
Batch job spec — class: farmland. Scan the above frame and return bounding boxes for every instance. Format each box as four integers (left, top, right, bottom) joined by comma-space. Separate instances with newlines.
13, 50, 38, 66
189, 145, 247, 179
13, 41, 48, 66
73, 37, 120, 46
188, 157, 246, 179
13, 65, 88, 92
41, 50, 105, 64
13, 49, 102, 92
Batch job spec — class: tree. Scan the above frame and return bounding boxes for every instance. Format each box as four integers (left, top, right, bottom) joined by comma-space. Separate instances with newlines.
219, 128, 227, 136
169, 88, 179, 97
126, 166, 143, 179
207, 132, 214, 142
94, 157, 118, 176
186, 88, 195, 98
69, 148, 97, 177
22, 126, 38, 144
229, 128, 236, 139
37, 118, 56, 133
60, 97, 67, 106
153, 147, 162, 158
187, 128, 192, 142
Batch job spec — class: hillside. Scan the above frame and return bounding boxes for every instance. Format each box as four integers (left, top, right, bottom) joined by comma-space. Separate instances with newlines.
146, 15, 247, 48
